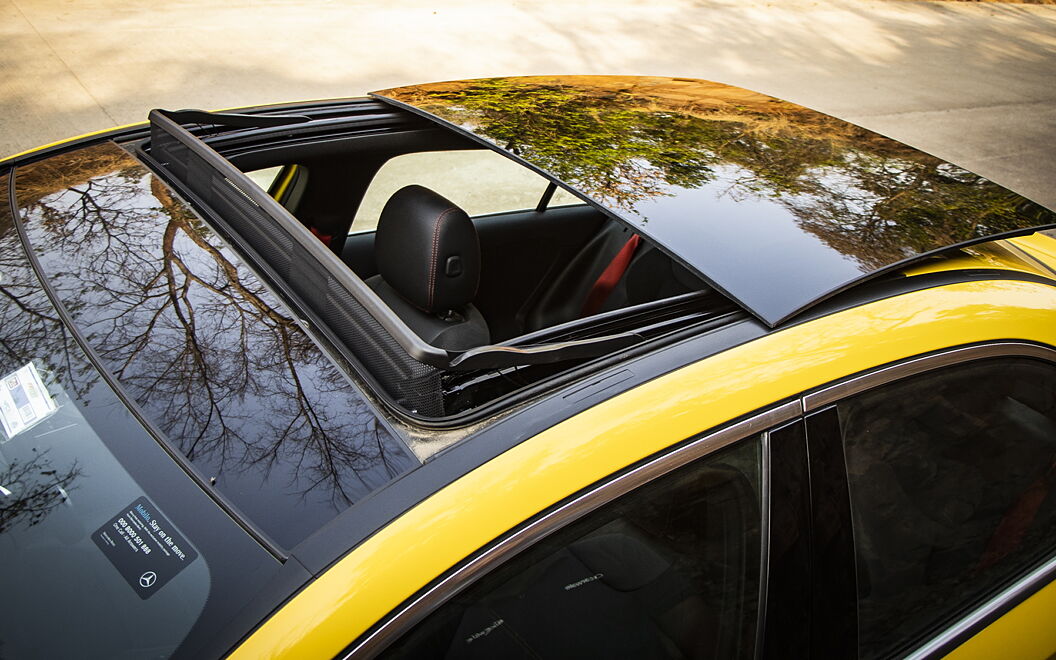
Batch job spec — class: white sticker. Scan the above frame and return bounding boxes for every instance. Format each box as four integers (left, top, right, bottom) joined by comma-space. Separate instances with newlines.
0, 362, 58, 440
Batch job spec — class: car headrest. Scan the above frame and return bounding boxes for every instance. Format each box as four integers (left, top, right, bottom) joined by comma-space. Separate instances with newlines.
374, 185, 480, 314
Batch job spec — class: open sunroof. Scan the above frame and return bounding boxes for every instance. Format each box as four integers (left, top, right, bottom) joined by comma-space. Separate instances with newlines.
372, 75, 1056, 326
143, 107, 732, 419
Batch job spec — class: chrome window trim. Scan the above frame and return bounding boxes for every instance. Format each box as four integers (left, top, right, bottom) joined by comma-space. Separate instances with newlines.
906, 554, 1056, 659
344, 399, 801, 659
803, 341, 1056, 412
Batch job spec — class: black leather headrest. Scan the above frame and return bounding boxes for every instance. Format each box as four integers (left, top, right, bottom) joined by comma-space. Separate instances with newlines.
374, 185, 480, 314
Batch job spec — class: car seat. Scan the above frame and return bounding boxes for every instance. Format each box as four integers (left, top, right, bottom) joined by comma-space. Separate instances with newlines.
365, 185, 490, 351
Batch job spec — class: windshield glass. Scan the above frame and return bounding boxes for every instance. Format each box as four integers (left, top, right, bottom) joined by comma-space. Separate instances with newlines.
0, 173, 287, 658
11, 143, 418, 549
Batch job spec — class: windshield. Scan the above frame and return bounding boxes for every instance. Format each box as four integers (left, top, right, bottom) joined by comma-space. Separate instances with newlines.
0, 173, 288, 658
11, 143, 417, 549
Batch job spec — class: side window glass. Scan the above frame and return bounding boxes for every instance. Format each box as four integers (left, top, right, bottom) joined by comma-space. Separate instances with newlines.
838, 358, 1056, 657
245, 164, 307, 212
245, 166, 283, 192
352, 150, 552, 233
547, 185, 586, 209
380, 437, 763, 659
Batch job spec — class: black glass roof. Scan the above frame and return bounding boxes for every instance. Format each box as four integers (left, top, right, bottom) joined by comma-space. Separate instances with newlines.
373, 76, 1056, 326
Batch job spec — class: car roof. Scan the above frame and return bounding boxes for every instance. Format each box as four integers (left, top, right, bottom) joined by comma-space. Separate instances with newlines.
371, 75, 1056, 327
130, 83, 1056, 427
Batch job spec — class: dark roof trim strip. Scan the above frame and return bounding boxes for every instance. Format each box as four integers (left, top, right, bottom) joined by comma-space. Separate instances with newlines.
371, 76, 1056, 327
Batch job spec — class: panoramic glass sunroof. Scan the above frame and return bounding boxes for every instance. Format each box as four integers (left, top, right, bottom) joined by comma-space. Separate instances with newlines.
373, 75, 1056, 326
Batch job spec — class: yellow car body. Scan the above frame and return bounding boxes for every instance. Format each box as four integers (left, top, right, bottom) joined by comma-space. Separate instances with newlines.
4, 76, 1056, 660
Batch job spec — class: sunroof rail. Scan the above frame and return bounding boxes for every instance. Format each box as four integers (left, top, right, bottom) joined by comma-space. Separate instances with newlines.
157, 108, 312, 129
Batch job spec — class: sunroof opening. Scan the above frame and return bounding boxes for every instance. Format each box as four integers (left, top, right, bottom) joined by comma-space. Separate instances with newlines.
141, 108, 746, 420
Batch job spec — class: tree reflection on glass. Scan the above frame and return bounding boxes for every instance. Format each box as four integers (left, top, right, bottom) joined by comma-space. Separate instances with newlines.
14, 146, 413, 540
380, 76, 1055, 270
0, 175, 93, 396
0, 179, 85, 535
0, 450, 82, 534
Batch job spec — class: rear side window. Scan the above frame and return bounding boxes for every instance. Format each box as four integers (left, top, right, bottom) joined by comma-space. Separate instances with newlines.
352, 150, 552, 232
837, 358, 1056, 657
379, 437, 763, 659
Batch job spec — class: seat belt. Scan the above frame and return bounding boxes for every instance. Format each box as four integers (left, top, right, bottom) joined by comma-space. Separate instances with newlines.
309, 225, 333, 247
580, 234, 642, 317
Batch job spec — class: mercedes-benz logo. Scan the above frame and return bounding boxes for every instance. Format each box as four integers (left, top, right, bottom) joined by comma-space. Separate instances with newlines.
139, 571, 157, 588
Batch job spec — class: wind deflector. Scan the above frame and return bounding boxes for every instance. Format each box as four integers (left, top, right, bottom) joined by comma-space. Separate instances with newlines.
372, 76, 1056, 326
144, 109, 648, 415
146, 109, 454, 414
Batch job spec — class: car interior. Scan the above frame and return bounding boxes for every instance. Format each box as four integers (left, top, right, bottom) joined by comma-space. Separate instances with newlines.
249, 139, 712, 345
145, 105, 744, 421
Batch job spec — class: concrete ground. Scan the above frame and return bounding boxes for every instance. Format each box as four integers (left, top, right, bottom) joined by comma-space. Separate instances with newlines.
3, 0, 1055, 207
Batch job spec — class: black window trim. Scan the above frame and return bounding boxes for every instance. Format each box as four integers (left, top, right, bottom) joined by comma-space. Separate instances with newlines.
341, 399, 801, 659
801, 340, 1056, 658
760, 418, 812, 658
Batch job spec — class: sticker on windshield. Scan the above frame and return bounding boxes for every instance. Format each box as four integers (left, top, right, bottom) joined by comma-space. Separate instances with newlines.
0, 362, 57, 440
92, 497, 199, 600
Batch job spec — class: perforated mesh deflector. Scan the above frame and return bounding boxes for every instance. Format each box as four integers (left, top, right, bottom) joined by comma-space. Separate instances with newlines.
147, 111, 445, 416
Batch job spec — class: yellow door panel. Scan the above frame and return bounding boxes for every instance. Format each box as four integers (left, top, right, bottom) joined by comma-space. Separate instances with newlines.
946, 578, 1056, 659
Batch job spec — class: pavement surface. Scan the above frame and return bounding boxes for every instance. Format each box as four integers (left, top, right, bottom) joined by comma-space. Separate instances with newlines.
3, 0, 1055, 207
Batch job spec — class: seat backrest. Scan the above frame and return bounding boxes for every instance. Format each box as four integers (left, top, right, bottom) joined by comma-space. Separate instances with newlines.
366, 185, 489, 351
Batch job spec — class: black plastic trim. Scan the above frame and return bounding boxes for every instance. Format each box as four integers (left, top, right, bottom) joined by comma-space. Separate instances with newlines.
1, 97, 391, 170
158, 109, 311, 128
788, 267, 1056, 327
146, 109, 455, 367
760, 420, 812, 659
804, 406, 857, 658
192, 555, 313, 659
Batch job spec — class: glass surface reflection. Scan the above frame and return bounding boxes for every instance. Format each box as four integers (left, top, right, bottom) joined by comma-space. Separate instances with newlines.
0, 174, 87, 535
14, 144, 417, 548
376, 76, 1056, 324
